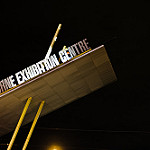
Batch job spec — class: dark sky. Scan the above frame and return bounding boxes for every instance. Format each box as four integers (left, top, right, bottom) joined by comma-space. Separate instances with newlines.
0, 1, 150, 150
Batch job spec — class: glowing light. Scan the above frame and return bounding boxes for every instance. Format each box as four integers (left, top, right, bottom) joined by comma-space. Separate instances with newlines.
48, 145, 62, 150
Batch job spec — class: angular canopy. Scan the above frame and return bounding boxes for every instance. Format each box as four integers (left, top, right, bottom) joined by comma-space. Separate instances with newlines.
0, 45, 116, 136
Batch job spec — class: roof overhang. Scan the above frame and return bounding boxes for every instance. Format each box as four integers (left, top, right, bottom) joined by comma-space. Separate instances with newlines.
0, 45, 117, 136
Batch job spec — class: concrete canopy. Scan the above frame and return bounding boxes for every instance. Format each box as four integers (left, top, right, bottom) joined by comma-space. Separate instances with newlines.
0, 45, 116, 136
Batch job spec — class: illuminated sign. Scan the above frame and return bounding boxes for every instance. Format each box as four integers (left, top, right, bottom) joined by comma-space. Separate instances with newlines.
0, 38, 91, 94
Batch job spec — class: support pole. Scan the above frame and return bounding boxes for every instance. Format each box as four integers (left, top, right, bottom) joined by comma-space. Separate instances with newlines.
45, 24, 62, 59
22, 101, 45, 150
7, 97, 32, 150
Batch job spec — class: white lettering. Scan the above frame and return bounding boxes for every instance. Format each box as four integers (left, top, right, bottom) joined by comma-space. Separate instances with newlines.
83, 38, 90, 50
0, 80, 5, 92
23, 67, 34, 79
31, 64, 40, 76
78, 41, 86, 52
36, 60, 46, 74
15, 71, 24, 84
44, 58, 53, 70
0, 81, 4, 93
59, 50, 68, 63
0, 39, 91, 95
9, 75, 17, 87
50, 54, 60, 66
3, 77, 12, 89
68, 47, 77, 57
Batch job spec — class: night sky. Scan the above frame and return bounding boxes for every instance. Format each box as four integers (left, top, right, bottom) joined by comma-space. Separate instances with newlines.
0, 1, 150, 150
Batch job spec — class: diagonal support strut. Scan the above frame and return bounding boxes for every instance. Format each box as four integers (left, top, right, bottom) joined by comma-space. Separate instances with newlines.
22, 101, 45, 150
7, 97, 32, 150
